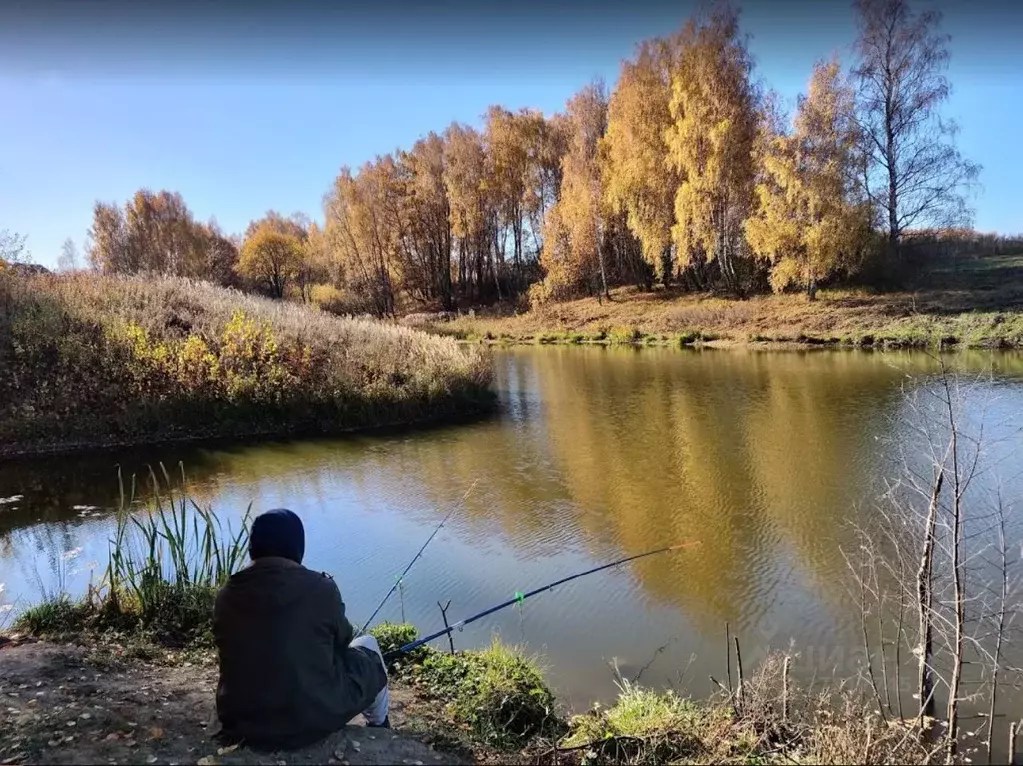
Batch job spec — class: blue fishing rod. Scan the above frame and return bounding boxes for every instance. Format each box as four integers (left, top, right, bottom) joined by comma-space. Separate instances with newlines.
357, 480, 479, 636
383, 539, 700, 660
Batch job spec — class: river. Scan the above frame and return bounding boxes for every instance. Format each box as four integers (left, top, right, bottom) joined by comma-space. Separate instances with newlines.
3, 346, 1023, 717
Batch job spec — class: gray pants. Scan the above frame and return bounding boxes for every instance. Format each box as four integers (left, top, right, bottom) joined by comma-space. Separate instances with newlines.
350, 635, 390, 725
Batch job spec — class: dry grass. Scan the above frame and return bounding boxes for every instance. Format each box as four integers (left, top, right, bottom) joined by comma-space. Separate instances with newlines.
427, 252, 1023, 349
551, 652, 941, 765
0, 271, 493, 456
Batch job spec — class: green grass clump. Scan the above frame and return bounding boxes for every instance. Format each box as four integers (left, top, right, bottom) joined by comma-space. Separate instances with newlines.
0, 271, 493, 456
678, 331, 704, 346
369, 621, 419, 654
14, 596, 91, 636
412, 639, 564, 748
562, 682, 729, 764
368, 622, 431, 671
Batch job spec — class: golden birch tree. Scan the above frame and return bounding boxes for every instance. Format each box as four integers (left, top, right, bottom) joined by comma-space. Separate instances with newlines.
665, 4, 760, 295
746, 59, 872, 296
534, 81, 611, 303
443, 122, 499, 302
602, 35, 681, 281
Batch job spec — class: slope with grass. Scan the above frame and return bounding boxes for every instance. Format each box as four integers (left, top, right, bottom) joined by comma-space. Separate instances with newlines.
0, 271, 493, 457
416, 252, 1023, 351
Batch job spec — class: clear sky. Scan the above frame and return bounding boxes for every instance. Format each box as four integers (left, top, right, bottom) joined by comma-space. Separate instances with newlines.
1, 0, 1020, 269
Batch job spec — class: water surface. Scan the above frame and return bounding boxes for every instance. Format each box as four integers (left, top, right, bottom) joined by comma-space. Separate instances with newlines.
3, 346, 1023, 714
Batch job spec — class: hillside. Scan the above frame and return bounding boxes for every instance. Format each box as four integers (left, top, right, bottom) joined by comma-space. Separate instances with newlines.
0, 271, 493, 457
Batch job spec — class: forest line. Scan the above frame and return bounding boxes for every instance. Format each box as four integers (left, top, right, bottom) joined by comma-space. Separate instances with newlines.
15, 0, 1020, 320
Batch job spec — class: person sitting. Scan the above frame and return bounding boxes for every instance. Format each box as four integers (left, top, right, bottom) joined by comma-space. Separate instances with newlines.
212, 509, 390, 750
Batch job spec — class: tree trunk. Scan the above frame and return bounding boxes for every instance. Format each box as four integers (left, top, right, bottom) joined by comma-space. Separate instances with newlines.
946, 397, 964, 763
916, 466, 944, 723
806, 268, 817, 301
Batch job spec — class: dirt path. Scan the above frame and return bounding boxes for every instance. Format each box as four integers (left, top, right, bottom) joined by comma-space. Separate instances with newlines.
0, 637, 470, 766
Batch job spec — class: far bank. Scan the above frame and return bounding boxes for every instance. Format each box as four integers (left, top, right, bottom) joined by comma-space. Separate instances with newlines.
412, 254, 1023, 351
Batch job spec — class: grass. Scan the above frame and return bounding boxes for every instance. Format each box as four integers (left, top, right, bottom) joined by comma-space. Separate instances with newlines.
0, 270, 494, 457
420, 251, 1023, 351
557, 654, 939, 765
373, 624, 566, 750
14, 473, 251, 647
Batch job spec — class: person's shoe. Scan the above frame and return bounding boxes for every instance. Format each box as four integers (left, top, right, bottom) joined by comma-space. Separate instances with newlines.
367, 716, 391, 729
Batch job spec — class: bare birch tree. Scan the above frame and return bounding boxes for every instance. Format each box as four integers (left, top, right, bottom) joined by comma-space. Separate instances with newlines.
852, 0, 980, 257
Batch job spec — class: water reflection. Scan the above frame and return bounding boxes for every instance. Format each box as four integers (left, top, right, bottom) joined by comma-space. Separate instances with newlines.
2, 347, 1022, 711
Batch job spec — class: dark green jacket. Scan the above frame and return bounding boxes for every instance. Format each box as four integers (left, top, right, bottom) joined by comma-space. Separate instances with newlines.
213, 557, 387, 750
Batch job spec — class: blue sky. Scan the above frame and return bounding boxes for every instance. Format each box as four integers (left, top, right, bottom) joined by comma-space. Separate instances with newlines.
1, 0, 1020, 269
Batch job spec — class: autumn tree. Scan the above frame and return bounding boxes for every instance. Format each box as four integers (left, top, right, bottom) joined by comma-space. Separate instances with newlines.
236, 220, 305, 299
195, 221, 240, 287
853, 0, 980, 256
444, 123, 500, 302
324, 163, 399, 317
121, 190, 200, 276
87, 202, 131, 273
398, 133, 455, 309
521, 111, 569, 259
485, 106, 530, 291
86, 189, 238, 284
304, 220, 333, 291
603, 34, 681, 282
745, 59, 873, 297
534, 81, 614, 302
666, 4, 761, 295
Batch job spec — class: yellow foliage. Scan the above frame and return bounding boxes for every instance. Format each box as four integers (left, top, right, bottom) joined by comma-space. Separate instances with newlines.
602, 36, 680, 278
665, 5, 759, 289
324, 163, 400, 317
537, 82, 610, 298
237, 223, 306, 300
745, 59, 870, 294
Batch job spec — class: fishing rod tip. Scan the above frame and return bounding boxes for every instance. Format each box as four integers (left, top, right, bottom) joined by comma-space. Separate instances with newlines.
669, 540, 702, 550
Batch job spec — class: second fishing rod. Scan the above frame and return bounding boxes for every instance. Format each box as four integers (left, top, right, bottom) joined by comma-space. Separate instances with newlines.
383, 539, 701, 660
356, 479, 479, 636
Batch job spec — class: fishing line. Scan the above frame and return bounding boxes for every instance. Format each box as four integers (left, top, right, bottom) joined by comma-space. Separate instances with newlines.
356, 479, 479, 636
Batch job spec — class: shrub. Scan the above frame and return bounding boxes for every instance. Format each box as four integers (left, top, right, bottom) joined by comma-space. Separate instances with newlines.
368, 622, 430, 672
369, 621, 419, 655
412, 639, 564, 747
608, 326, 643, 344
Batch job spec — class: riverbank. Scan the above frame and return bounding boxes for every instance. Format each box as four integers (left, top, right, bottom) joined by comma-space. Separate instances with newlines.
0, 271, 493, 459
0, 623, 942, 766
415, 253, 1023, 350
0, 634, 470, 766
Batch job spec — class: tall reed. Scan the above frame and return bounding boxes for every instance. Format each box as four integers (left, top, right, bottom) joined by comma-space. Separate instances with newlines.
103, 464, 251, 642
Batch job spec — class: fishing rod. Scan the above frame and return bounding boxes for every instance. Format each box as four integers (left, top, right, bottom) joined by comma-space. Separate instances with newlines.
383, 539, 700, 660
357, 479, 479, 636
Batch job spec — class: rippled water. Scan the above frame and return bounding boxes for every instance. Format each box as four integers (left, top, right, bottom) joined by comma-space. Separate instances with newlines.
3, 346, 1023, 714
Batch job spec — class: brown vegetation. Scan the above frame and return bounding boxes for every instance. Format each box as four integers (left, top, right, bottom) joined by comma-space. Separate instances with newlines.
0, 270, 492, 457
